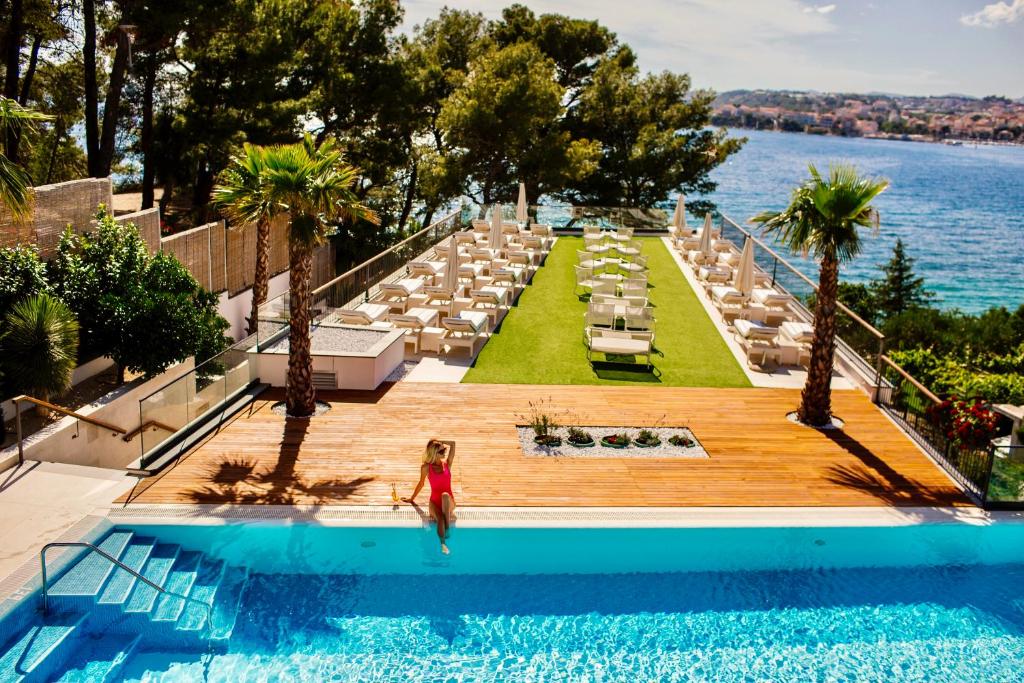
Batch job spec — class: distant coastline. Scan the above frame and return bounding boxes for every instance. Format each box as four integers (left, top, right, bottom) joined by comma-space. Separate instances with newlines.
712, 89, 1024, 148
720, 126, 1024, 149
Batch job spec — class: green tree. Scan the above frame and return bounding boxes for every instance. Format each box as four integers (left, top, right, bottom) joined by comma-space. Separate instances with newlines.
50, 207, 228, 382
1, 293, 79, 414
436, 42, 599, 206
258, 136, 377, 416
0, 243, 48, 318
212, 143, 276, 337
0, 96, 48, 218
752, 164, 889, 426
872, 238, 933, 317
566, 53, 743, 211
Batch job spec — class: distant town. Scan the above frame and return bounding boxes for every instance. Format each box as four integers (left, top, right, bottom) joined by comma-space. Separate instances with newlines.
712, 90, 1024, 145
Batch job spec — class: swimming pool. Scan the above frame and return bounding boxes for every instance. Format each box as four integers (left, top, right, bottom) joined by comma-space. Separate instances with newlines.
6, 522, 1024, 681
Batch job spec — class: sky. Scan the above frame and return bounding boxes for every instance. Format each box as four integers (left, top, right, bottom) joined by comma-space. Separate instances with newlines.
401, 0, 1024, 98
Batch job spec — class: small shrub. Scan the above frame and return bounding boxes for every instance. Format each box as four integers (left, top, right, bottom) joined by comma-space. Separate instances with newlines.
601, 432, 631, 447
567, 426, 593, 444
636, 429, 661, 446
519, 397, 561, 438
669, 434, 695, 448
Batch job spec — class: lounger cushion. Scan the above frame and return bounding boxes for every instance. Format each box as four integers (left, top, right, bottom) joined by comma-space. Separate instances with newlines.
781, 321, 814, 343
752, 288, 793, 306
735, 319, 779, 340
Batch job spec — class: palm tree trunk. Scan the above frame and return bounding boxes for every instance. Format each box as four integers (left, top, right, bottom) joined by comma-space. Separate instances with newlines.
285, 237, 316, 417
248, 217, 271, 337
799, 253, 839, 426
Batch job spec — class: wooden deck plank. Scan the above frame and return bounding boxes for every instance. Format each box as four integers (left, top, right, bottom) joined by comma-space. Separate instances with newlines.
120, 383, 969, 508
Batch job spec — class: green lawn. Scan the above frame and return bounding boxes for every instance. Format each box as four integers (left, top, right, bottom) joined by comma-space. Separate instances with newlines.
462, 237, 751, 387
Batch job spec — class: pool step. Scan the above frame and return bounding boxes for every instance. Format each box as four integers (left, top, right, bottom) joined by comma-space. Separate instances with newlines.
208, 566, 250, 640
53, 633, 140, 683
96, 537, 156, 606
152, 551, 203, 622
175, 558, 226, 632
47, 532, 135, 598
0, 612, 86, 683
124, 544, 180, 614
23, 528, 252, 679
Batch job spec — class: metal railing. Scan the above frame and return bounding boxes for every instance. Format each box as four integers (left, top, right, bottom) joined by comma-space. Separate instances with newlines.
255, 208, 465, 348
12, 395, 128, 466
39, 542, 213, 628
874, 356, 992, 500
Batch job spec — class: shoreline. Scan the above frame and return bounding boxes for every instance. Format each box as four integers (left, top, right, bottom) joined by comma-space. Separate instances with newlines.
722, 127, 1024, 149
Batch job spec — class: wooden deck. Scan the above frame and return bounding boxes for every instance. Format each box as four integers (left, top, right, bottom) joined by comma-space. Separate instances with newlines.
120, 383, 969, 508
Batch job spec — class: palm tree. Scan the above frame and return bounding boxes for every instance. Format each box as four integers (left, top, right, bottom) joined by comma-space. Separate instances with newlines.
260, 135, 378, 417
751, 164, 889, 427
1, 293, 79, 416
0, 97, 50, 220
212, 143, 277, 337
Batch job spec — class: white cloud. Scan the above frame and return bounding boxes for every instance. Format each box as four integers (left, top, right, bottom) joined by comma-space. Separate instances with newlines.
960, 0, 1024, 27
803, 4, 837, 14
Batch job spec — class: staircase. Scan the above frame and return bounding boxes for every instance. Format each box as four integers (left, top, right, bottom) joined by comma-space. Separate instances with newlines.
0, 529, 249, 682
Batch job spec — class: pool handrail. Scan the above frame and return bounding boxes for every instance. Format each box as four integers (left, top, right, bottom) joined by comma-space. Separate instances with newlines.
39, 541, 214, 629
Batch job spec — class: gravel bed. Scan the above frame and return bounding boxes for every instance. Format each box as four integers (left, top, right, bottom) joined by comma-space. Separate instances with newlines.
517, 426, 708, 458
271, 400, 332, 417
385, 361, 419, 383
261, 326, 388, 354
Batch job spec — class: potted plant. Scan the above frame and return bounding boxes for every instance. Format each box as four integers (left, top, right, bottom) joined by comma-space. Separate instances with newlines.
669, 434, 695, 448
520, 398, 561, 447
601, 432, 631, 448
634, 429, 661, 448
567, 426, 595, 448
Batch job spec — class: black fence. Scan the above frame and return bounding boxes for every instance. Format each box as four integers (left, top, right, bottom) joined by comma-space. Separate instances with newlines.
875, 356, 1024, 507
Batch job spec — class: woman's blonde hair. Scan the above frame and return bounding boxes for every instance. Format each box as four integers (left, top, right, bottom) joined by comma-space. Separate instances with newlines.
423, 439, 446, 464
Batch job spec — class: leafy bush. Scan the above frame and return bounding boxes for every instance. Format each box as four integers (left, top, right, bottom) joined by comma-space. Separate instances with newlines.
926, 397, 1000, 450
49, 207, 229, 381
0, 244, 49, 317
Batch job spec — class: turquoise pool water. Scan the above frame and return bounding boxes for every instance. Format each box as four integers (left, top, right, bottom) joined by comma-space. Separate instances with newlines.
9, 523, 1024, 681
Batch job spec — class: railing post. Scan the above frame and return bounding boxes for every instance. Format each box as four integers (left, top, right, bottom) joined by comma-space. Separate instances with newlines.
874, 338, 885, 404
15, 400, 24, 465
771, 257, 778, 288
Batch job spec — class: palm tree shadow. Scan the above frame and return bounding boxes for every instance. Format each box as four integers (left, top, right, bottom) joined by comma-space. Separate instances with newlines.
185, 417, 375, 506
822, 429, 968, 511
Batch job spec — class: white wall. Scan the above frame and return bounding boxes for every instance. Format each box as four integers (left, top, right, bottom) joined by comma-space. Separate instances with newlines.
217, 270, 290, 341
1, 356, 117, 422
0, 359, 195, 472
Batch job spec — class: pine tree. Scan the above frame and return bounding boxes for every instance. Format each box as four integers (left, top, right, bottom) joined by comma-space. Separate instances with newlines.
873, 238, 934, 318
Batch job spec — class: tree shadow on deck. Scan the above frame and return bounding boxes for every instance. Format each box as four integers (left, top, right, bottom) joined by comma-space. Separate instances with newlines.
184, 417, 375, 507
822, 428, 971, 515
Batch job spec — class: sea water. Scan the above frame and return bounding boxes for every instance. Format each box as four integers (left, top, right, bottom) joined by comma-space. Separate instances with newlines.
710, 129, 1024, 313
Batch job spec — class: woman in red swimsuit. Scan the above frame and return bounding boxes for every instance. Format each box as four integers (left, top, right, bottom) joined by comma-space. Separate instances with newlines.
402, 439, 456, 554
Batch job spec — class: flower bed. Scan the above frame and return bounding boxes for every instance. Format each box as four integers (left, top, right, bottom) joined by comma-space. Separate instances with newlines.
517, 426, 708, 458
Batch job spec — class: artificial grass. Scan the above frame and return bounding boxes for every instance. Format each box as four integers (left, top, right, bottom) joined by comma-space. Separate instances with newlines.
462, 237, 752, 387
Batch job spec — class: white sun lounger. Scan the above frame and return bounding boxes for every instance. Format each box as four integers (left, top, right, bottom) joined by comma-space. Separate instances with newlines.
734, 318, 779, 341
441, 310, 489, 355
337, 302, 391, 325
752, 288, 794, 309
375, 278, 425, 313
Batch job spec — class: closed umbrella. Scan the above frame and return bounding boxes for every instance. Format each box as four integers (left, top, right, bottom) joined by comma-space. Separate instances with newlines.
516, 183, 528, 225
697, 215, 714, 262
489, 203, 504, 251
734, 237, 756, 297
442, 236, 460, 315
701, 212, 713, 236
672, 195, 687, 232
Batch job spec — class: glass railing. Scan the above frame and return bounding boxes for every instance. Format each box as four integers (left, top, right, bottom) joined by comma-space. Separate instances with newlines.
255, 209, 465, 349
987, 444, 1024, 505
718, 214, 885, 384
137, 334, 257, 464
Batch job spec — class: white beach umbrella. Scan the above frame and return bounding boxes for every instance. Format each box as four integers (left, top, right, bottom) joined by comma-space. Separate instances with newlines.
672, 195, 687, 232
442, 236, 459, 294
734, 237, 756, 297
516, 183, 528, 224
489, 203, 504, 250
701, 212, 713, 236
697, 215, 714, 261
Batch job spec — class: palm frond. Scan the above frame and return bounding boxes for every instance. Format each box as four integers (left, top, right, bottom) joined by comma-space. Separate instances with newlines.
1, 293, 79, 398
